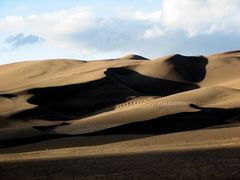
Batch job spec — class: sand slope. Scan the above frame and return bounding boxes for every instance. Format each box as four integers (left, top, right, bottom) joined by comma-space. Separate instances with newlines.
0, 51, 240, 179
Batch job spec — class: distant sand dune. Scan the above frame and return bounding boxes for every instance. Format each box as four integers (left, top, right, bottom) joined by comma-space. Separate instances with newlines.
0, 51, 240, 179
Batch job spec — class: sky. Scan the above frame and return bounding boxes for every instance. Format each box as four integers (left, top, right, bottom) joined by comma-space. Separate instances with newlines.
0, 0, 240, 64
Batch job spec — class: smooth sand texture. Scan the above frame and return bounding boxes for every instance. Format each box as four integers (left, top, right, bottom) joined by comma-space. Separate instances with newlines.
0, 51, 240, 179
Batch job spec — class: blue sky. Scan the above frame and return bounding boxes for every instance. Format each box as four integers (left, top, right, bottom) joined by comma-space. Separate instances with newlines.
0, 0, 239, 64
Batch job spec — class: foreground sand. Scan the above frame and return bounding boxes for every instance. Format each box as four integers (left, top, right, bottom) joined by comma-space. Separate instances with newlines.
1, 127, 240, 179
1, 147, 239, 180
0, 51, 240, 179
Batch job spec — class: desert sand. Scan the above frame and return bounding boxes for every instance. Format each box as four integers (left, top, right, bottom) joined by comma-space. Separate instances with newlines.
0, 51, 240, 179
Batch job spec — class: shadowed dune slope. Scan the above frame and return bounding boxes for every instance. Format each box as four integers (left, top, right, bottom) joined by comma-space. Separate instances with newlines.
0, 51, 240, 151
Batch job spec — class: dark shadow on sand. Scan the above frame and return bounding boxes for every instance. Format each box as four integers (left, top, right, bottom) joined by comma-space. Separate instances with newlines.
165, 54, 208, 82
1, 104, 240, 150
9, 68, 202, 121
87, 104, 240, 135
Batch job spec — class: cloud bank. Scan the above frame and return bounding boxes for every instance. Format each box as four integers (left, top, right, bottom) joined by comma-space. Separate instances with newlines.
0, 0, 239, 62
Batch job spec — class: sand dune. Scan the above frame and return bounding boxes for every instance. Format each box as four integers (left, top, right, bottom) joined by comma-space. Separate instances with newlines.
0, 51, 240, 179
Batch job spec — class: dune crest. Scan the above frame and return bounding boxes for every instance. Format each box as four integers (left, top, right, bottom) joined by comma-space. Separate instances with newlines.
0, 51, 240, 134
119, 54, 149, 60
0, 51, 240, 179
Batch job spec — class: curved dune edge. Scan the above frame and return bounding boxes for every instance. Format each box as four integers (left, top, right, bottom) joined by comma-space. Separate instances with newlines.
0, 126, 239, 161
0, 50, 240, 154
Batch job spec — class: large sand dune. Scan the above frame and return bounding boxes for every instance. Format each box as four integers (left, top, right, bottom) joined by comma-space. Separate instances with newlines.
0, 51, 240, 179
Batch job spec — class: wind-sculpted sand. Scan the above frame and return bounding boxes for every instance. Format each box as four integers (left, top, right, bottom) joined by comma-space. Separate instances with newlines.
0, 51, 240, 179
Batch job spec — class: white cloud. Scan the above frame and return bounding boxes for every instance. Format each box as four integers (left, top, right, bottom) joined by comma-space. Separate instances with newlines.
161, 0, 240, 37
0, 1, 240, 64
141, 27, 164, 39
120, 0, 240, 37
1, 1, 239, 47
0, 6, 94, 54
133, 10, 162, 22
